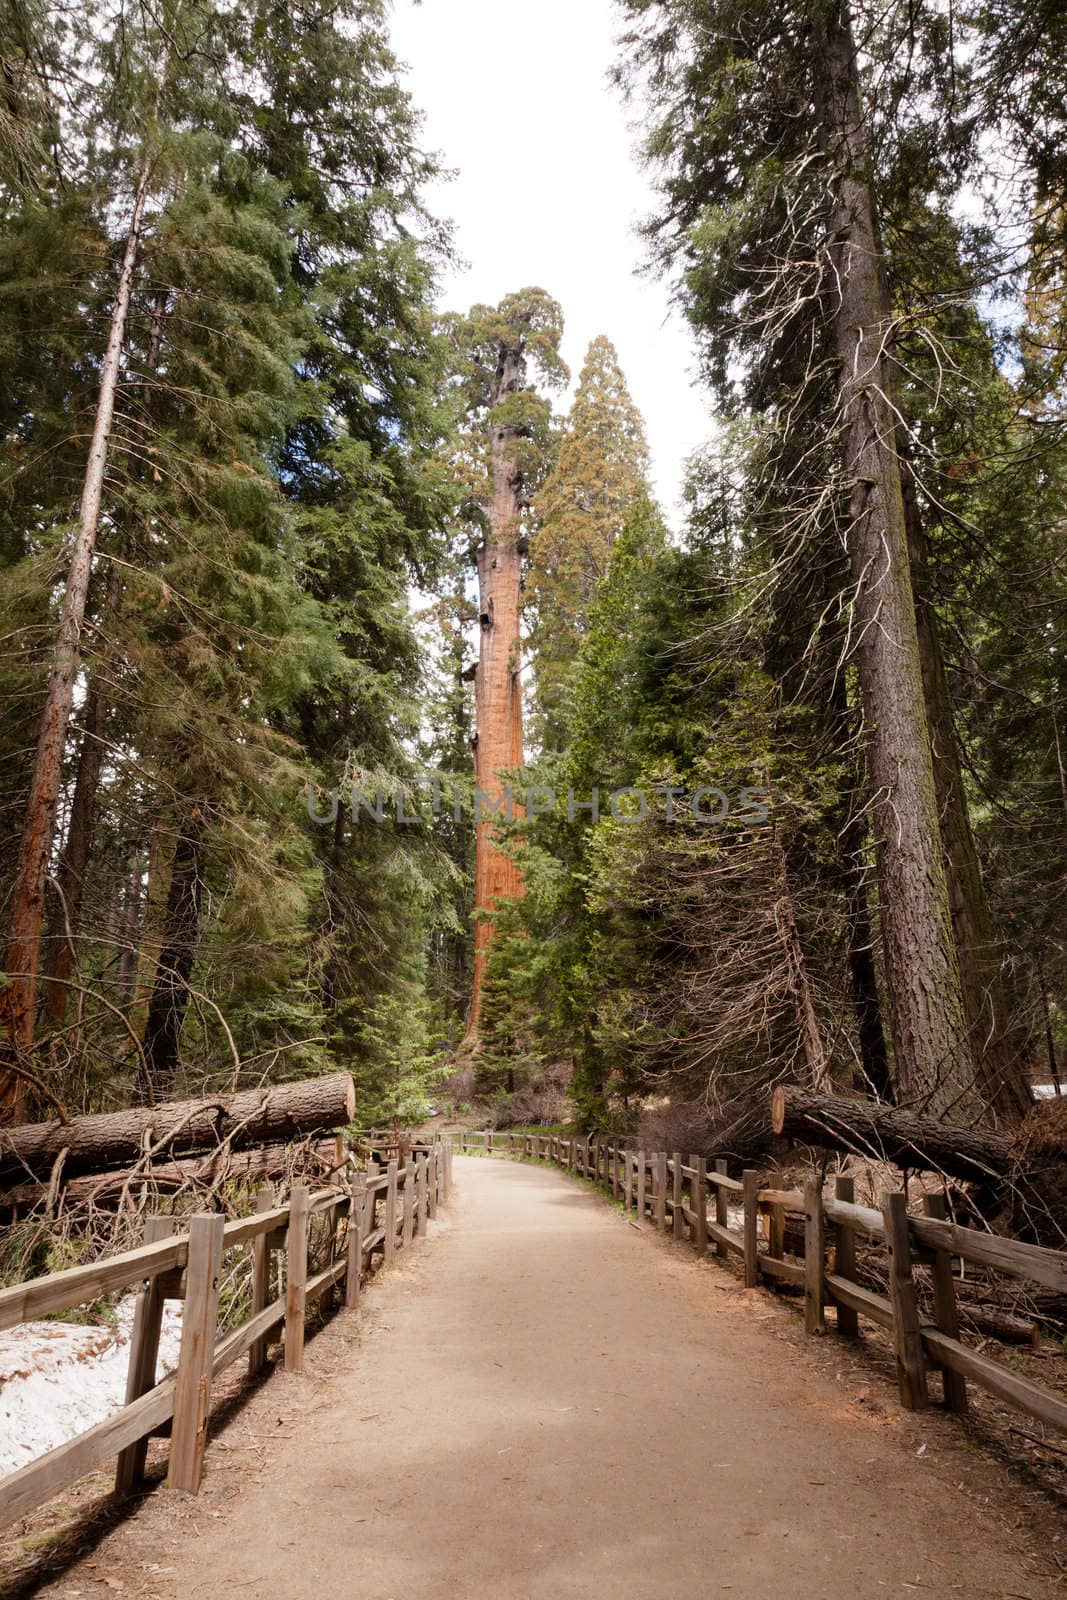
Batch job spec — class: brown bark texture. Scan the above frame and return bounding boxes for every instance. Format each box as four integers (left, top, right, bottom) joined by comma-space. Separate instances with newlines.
771, 1083, 1011, 1184
0, 1137, 341, 1212
816, 1, 978, 1122
0, 1071, 356, 1184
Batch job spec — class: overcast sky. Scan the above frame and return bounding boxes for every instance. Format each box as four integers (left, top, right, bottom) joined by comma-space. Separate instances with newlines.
389, 0, 715, 524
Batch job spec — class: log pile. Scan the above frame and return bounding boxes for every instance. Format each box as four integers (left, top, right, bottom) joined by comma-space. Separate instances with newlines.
0, 1073, 356, 1214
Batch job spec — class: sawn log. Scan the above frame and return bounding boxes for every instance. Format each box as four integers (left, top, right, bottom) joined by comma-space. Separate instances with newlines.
0, 1072, 355, 1184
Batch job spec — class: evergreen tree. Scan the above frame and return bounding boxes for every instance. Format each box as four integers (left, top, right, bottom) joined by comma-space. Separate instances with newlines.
526, 336, 652, 750
614, 0, 1038, 1122
0, 0, 456, 1120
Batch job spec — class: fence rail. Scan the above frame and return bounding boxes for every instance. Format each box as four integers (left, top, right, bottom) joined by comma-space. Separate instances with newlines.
0, 1141, 452, 1530
456, 1130, 1067, 1437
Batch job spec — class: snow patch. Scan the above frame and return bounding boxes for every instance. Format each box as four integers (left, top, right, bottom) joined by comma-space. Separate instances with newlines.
0, 1297, 183, 1478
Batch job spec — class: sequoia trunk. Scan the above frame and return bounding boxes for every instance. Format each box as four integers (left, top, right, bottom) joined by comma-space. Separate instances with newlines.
467, 346, 527, 1036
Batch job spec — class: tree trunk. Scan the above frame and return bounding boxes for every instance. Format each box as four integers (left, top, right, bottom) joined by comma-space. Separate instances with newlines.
117, 854, 143, 1007
0, 162, 153, 1121
467, 346, 527, 1036
139, 809, 205, 1098
40, 290, 166, 1032
40, 686, 107, 1028
0, 1071, 356, 1184
769, 811, 830, 1090
0, 1137, 342, 1213
841, 810, 893, 1099
771, 1083, 1011, 1183
901, 459, 1033, 1120
815, 1, 978, 1122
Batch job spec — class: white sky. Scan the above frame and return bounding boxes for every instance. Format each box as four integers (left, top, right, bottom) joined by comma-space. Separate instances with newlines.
389, 0, 715, 524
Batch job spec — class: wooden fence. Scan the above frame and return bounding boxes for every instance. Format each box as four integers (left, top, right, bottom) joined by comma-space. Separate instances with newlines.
0, 1141, 452, 1530
458, 1130, 1067, 1437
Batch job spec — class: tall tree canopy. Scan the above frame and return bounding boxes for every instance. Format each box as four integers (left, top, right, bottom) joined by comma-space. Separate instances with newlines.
526, 335, 652, 750
0, 0, 457, 1124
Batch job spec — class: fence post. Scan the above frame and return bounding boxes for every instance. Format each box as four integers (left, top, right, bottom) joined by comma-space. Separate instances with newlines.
247, 1185, 276, 1377
803, 1176, 826, 1334
672, 1152, 685, 1239
714, 1160, 729, 1257
742, 1169, 759, 1287
923, 1192, 968, 1413
284, 1183, 310, 1375
689, 1156, 707, 1257
402, 1160, 415, 1249
384, 1160, 398, 1262
461, 1129, 468, 1153
428, 1149, 439, 1220
882, 1191, 929, 1411
365, 1159, 380, 1250
168, 1213, 224, 1494
636, 1151, 647, 1224
652, 1152, 665, 1229
115, 1214, 177, 1492
767, 1201, 785, 1263
416, 1154, 429, 1238
833, 1175, 859, 1335
345, 1175, 366, 1308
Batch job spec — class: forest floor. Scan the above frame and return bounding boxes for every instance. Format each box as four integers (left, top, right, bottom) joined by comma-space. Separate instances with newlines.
3, 1156, 1064, 1599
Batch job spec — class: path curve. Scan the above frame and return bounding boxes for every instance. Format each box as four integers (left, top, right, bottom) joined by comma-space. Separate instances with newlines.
44, 1157, 1055, 1599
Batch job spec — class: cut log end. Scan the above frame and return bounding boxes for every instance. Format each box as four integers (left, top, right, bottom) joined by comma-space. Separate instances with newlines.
771, 1083, 787, 1137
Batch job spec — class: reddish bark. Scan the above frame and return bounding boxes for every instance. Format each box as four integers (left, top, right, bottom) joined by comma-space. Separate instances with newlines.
468, 345, 527, 1036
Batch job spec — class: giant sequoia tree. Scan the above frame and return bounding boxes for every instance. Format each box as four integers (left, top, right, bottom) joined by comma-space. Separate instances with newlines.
446, 291, 567, 1037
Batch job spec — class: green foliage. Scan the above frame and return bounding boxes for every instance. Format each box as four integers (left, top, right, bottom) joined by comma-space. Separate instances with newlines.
0, 0, 461, 1122
526, 337, 655, 750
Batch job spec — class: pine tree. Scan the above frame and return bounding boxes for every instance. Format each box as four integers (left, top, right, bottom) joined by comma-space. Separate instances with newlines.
0, 0, 455, 1118
615, 0, 1035, 1122
526, 336, 652, 750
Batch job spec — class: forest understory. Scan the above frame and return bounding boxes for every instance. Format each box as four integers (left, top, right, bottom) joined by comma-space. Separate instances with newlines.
0, 0, 1065, 1460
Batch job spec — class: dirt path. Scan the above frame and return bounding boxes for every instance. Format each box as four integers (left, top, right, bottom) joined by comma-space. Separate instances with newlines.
29, 1158, 1059, 1599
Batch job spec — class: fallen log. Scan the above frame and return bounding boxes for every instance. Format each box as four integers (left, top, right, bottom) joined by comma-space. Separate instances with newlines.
770, 1085, 1011, 1185
0, 1138, 343, 1213
0, 1072, 356, 1185
956, 1304, 1042, 1348
704, 1099, 780, 1166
